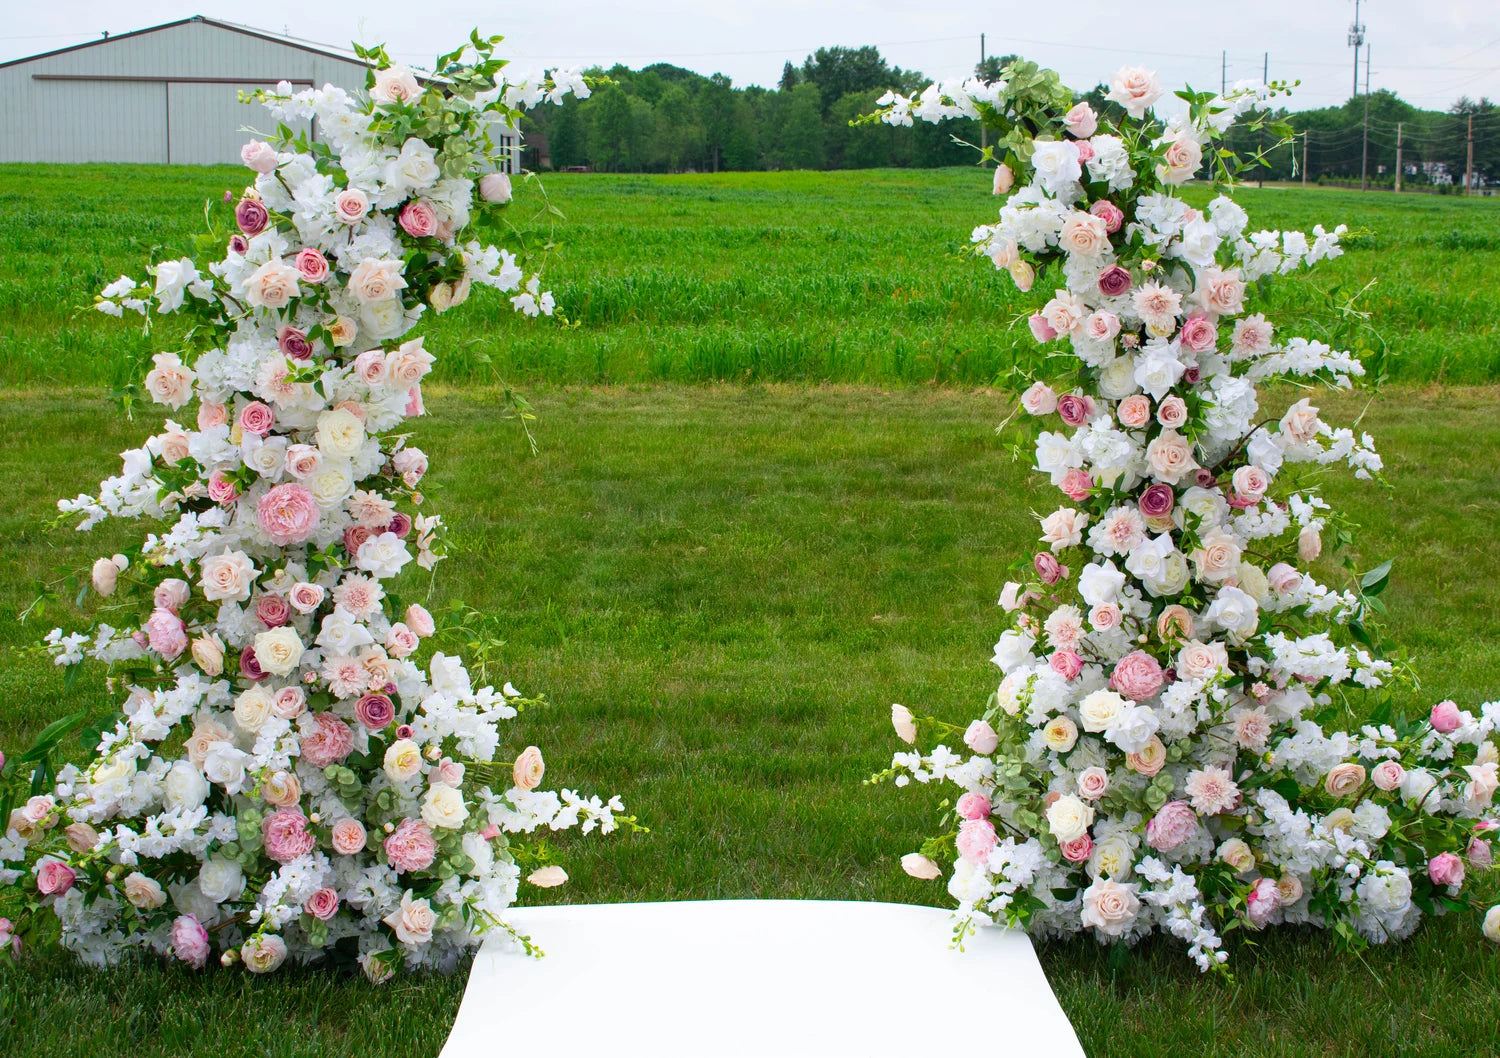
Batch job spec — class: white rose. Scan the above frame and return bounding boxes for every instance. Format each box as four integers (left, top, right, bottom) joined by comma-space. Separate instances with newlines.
1078, 689, 1126, 733
479, 172, 513, 203
253, 626, 304, 678
1106, 703, 1160, 754
1046, 794, 1095, 843
356, 532, 412, 579
316, 408, 365, 459
162, 759, 209, 811
462, 832, 495, 876
1484, 905, 1500, 944
371, 65, 422, 105
1086, 833, 1134, 880
233, 683, 277, 732
420, 784, 470, 829
1097, 357, 1139, 400
199, 549, 257, 603
383, 739, 424, 783
347, 258, 407, 304
197, 856, 245, 903
203, 742, 248, 791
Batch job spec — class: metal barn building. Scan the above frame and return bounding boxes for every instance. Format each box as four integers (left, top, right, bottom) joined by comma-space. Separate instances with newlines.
0, 16, 373, 165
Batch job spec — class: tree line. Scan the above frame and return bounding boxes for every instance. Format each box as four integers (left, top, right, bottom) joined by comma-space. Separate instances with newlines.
521, 44, 1494, 187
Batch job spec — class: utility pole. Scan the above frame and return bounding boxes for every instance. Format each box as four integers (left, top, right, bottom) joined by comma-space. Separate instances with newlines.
1395, 122, 1403, 192
1349, 0, 1365, 102
1302, 131, 1309, 186
1222, 50, 1226, 95
1466, 112, 1475, 196
1360, 45, 1371, 191
979, 33, 988, 154
1257, 53, 1269, 188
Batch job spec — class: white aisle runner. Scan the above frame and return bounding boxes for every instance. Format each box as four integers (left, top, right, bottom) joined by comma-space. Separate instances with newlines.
441, 900, 1084, 1058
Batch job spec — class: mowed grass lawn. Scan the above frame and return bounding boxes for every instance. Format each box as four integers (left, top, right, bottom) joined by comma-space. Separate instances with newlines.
3, 385, 1500, 1057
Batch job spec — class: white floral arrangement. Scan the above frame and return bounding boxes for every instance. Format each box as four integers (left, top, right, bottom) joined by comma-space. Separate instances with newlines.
871, 60, 1500, 971
0, 34, 635, 982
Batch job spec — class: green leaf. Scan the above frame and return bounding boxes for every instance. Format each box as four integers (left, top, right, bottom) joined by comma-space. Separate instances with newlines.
1360, 559, 1393, 596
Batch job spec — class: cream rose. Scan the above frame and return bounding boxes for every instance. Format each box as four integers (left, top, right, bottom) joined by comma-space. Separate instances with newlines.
243, 259, 300, 309
253, 626, 304, 678
233, 684, 277, 733
383, 739, 424, 783
199, 549, 257, 603
1046, 794, 1095, 842
347, 258, 407, 304
1145, 430, 1199, 484
1078, 689, 1127, 733
191, 633, 225, 676
122, 871, 167, 909
1081, 877, 1140, 936
420, 784, 470, 829
1042, 715, 1079, 753
315, 408, 365, 459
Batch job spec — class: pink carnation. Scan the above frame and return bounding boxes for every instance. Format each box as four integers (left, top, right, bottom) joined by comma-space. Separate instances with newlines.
171, 914, 210, 969
300, 712, 354, 768
384, 817, 438, 873
262, 808, 317, 864
956, 818, 997, 865
1111, 651, 1165, 702
257, 483, 321, 546
1145, 800, 1199, 851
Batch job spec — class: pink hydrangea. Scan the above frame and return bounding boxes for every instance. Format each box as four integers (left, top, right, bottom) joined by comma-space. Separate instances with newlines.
1146, 800, 1199, 852
384, 817, 438, 873
257, 483, 321, 546
300, 713, 354, 768
262, 808, 317, 864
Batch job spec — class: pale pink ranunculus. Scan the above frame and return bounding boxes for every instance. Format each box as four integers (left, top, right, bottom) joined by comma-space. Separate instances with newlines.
384, 818, 438, 873
305, 887, 340, 920
145, 608, 188, 659
1430, 700, 1463, 733
1428, 851, 1466, 889
37, 858, 76, 896
294, 247, 329, 283
1077, 766, 1109, 800
513, 745, 545, 790
240, 140, 279, 173
1081, 877, 1140, 936
256, 483, 321, 546
334, 187, 370, 225
64, 822, 99, 854
1298, 527, 1322, 563
300, 713, 354, 768
1116, 394, 1151, 429
399, 200, 439, 238
1127, 736, 1167, 777
964, 719, 999, 755
956, 791, 992, 820
353, 349, 388, 388
1246, 877, 1280, 928
1089, 200, 1125, 234
330, 817, 368, 856
285, 444, 322, 480
1112, 650, 1164, 702
386, 338, 435, 388
1179, 313, 1218, 353
956, 818, 997, 865
406, 603, 436, 637
1146, 800, 1199, 851
1060, 834, 1094, 863
171, 914, 210, 969
1090, 602, 1122, 630
1050, 650, 1084, 681
262, 808, 317, 864
1371, 760, 1405, 791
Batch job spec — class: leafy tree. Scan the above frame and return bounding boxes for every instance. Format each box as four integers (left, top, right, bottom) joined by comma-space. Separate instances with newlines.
800, 46, 896, 114
778, 82, 825, 169
778, 62, 800, 92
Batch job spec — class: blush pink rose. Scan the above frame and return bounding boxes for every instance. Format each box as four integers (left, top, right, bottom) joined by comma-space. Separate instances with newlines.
964, 719, 999, 755
145, 608, 188, 659
334, 187, 369, 224
288, 582, 325, 614
294, 247, 329, 283
154, 578, 190, 612
1060, 468, 1093, 502
257, 483, 321, 546
1089, 200, 1125, 234
1084, 311, 1120, 343
1060, 834, 1094, 863
1179, 313, 1219, 353
1267, 562, 1302, 595
171, 914, 210, 969
1146, 800, 1199, 852
956, 818, 998, 865
255, 593, 291, 628
1156, 396, 1188, 429
36, 858, 76, 896
304, 887, 340, 921
198, 401, 228, 430
272, 686, 306, 719
300, 713, 354, 767
238, 401, 275, 436
262, 808, 317, 864
1021, 382, 1058, 416
1050, 650, 1085, 681
1074, 139, 1095, 163
384, 817, 438, 873
398, 200, 439, 238
386, 622, 420, 658
1370, 760, 1405, 791
406, 604, 436, 638
1116, 394, 1151, 429
1064, 102, 1098, 138
330, 818, 367, 855
406, 384, 425, 417
1077, 766, 1110, 800
1111, 651, 1165, 701
955, 791, 992, 820
1427, 851, 1465, 888
1028, 313, 1059, 343
392, 448, 428, 487
207, 465, 240, 503
240, 140, 279, 173
1430, 700, 1462, 733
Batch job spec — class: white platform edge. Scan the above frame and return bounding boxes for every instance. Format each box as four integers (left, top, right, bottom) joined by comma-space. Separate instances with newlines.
440, 900, 1084, 1058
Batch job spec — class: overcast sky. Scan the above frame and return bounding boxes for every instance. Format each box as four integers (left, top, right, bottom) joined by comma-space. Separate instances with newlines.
6, 2, 1498, 111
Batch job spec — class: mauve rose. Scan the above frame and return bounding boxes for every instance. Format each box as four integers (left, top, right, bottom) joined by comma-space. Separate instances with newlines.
1112, 650, 1165, 701
228, 234, 250, 255
956, 791, 992, 820
240, 647, 265, 681
1051, 650, 1085, 681
344, 524, 377, 556
1146, 800, 1198, 851
37, 858, 76, 896
238, 401, 275, 436
964, 719, 999, 755
262, 808, 317, 864
257, 483, 321, 546
1139, 483, 1175, 519
1089, 199, 1125, 233
255, 594, 290, 628
1182, 366, 1202, 384
384, 818, 438, 873
1431, 700, 1463, 733
395, 724, 414, 740
1034, 552, 1065, 585
1097, 265, 1132, 297
331, 818, 367, 855
1060, 834, 1093, 863
399, 200, 439, 238
300, 713, 354, 767
1057, 394, 1090, 427
1179, 313, 1218, 353
1028, 313, 1059, 343
354, 693, 395, 731
387, 512, 413, 538
277, 325, 313, 361
1194, 469, 1217, 488
1428, 851, 1466, 888
1060, 468, 1092, 502
305, 887, 340, 921
956, 818, 997, 865
235, 197, 269, 235
1468, 837, 1493, 870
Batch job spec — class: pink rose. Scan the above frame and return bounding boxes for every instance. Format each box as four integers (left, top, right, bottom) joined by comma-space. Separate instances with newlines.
1156, 396, 1188, 429
406, 384, 425, 417
1431, 700, 1462, 734
1111, 651, 1165, 702
1089, 200, 1125, 234
1073, 139, 1095, 163
228, 234, 249, 255
304, 887, 340, 921
1050, 650, 1084, 681
37, 858, 76, 896
1116, 395, 1151, 429
277, 325, 313, 361
386, 622, 421, 658
1246, 877, 1280, 928
1057, 394, 1091, 427
388, 512, 413, 538
240, 646, 264, 681
330, 817, 368, 855
145, 608, 188, 659
235, 197, 269, 235
1428, 851, 1465, 889
240, 140, 279, 173
399, 200, 439, 238
198, 402, 228, 430
354, 693, 396, 731
1138, 483, 1175, 519
257, 483, 321, 546
1370, 760, 1405, 791
1084, 311, 1121, 343
344, 524, 377, 556
393, 448, 428, 488
1231, 465, 1269, 504
238, 401, 275, 436
334, 187, 369, 225
956, 791, 992, 820
1077, 766, 1109, 800
406, 604, 436, 638
383, 817, 438, 873
272, 686, 306, 719
1034, 552, 1065, 585
1097, 265, 1132, 298
300, 713, 354, 768
1059, 468, 1092, 502
154, 578, 190, 612
1178, 313, 1218, 353
1059, 834, 1094, 863
964, 719, 999, 755
288, 582, 325, 614
437, 758, 465, 786
294, 247, 329, 283
255, 593, 290, 628
1468, 837, 1493, 870
1021, 381, 1058, 417
1267, 562, 1302, 595
171, 914, 210, 969
262, 809, 317, 864
1028, 313, 1059, 343
991, 164, 1014, 195
1146, 800, 1198, 851
1063, 102, 1098, 138
956, 818, 997, 865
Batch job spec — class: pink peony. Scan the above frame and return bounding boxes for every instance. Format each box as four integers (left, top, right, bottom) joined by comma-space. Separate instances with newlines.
257, 483, 321, 546
1427, 851, 1466, 888
171, 914, 210, 969
330, 817, 368, 855
1097, 264, 1132, 297
956, 818, 997, 865
294, 247, 329, 283
300, 713, 354, 768
955, 791, 992, 820
1246, 877, 1280, 928
304, 887, 340, 921
1050, 650, 1085, 681
399, 200, 439, 238
262, 808, 317, 864
354, 693, 396, 731
145, 608, 188, 659
36, 858, 76, 896
1430, 700, 1462, 733
384, 817, 438, 873
963, 719, 999, 755
1146, 800, 1199, 851
1111, 651, 1165, 702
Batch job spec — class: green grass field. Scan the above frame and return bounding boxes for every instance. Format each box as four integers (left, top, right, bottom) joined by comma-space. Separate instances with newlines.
2, 166, 1499, 1057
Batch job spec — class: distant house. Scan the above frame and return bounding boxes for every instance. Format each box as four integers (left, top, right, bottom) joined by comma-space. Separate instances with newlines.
0, 15, 519, 169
